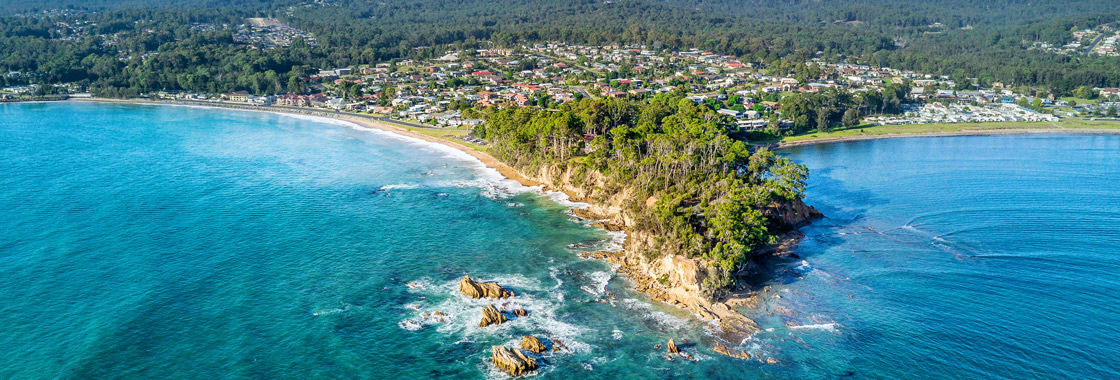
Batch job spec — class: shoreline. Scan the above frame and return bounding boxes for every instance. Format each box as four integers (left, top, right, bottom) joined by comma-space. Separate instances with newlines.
51, 97, 790, 360
776, 126, 1120, 148
66, 98, 554, 192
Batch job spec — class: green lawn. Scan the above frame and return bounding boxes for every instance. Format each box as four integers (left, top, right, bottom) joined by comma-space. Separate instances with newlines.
1055, 119, 1120, 129
778, 119, 1120, 144
1060, 96, 1104, 105
394, 125, 475, 145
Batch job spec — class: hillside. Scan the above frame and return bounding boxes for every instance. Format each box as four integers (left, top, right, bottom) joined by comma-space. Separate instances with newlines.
474, 96, 820, 323
2, 0, 1119, 94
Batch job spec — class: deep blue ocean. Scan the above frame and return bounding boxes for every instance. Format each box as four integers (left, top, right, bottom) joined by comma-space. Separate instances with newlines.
1, 102, 1118, 379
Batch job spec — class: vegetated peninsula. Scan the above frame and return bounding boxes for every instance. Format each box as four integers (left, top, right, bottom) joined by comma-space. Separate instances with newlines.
473, 94, 820, 337
6, 0, 1120, 355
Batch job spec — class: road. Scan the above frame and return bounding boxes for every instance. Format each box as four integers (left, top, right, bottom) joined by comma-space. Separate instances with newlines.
1084, 33, 1105, 55
572, 86, 595, 100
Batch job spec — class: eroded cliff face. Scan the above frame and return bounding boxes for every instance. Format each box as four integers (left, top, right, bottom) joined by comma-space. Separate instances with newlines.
523, 163, 820, 337
767, 196, 823, 229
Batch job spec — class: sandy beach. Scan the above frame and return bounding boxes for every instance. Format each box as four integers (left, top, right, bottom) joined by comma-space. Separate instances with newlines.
60, 97, 1120, 349
69, 98, 550, 191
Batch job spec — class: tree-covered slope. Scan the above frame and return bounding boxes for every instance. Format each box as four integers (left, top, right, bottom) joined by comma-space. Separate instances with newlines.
2, 0, 1118, 94
475, 95, 814, 294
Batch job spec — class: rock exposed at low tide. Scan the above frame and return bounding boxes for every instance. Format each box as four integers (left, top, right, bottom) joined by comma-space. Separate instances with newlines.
666, 338, 679, 354
479, 304, 507, 327
551, 338, 569, 352
492, 345, 538, 376
459, 275, 513, 299
713, 342, 751, 360
510, 308, 530, 317
520, 335, 547, 354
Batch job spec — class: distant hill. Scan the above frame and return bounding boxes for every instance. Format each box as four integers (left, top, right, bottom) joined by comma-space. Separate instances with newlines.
2, 0, 1118, 92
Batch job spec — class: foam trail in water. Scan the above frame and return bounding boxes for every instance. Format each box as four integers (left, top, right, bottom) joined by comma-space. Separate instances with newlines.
381, 183, 421, 190
173, 105, 536, 200
788, 323, 840, 333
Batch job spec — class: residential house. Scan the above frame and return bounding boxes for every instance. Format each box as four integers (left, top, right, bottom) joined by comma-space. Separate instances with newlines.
222, 91, 251, 102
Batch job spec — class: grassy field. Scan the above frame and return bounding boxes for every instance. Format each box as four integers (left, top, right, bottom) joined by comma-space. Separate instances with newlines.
1057, 118, 1120, 129
1060, 96, 1108, 106
777, 119, 1120, 144
404, 126, 472, 140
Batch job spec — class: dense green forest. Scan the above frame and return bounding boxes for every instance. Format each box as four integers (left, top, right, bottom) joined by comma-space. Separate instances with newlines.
2, 0, 1119, 95
475, 95, 809, 293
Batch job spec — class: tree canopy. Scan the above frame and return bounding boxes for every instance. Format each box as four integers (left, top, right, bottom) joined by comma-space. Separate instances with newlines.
475, 95, 809, 293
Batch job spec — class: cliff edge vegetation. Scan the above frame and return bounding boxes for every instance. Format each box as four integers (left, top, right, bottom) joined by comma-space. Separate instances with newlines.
473, 95, 818, 310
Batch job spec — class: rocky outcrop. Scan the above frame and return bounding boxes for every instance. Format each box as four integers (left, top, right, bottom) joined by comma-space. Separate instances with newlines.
459, 275, 512, 299
520, 335, 547, 354
551, 338, 568, 352
519, 162, 815, 344
510, 308, 530, 317
479, 304, 507, 327
713, 342, 751, 360
492, 345, 538, 376
666, 338, 679, 354
768, 198, 822, 228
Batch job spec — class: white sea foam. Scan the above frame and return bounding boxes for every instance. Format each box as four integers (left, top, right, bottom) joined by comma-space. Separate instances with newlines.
588, 271, 612, 296
397, 319, 424, 331
262, 110, 537, 201
549, 268, 564, 290
618, 298, 689, 331
248, 107, 633, 257
602, 230, 627, 252
401, 275, 593, 357
397, 300, 457, 332
788, 323, 840, 333
791, 259, 832, 279
381, 183, 422, 190
311, 304, 355, 316
795, 260, 811, 272
542, 189, 590, 209
405, 279, 434, 291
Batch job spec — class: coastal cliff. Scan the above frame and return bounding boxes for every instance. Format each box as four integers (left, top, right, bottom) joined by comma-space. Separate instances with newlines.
517, 162, 820, 339
470, 98, 822, 347
77, 98, 820, 341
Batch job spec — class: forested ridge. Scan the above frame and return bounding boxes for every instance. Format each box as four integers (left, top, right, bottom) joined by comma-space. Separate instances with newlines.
2, 0, 1119, 95
475, 95, 811, 293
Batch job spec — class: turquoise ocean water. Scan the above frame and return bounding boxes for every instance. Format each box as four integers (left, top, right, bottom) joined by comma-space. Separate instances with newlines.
1, 102, 1118, 379
773, 136, 1120, 379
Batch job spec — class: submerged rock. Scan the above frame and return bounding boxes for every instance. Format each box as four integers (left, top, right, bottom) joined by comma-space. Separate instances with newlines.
713, 342, 751, 360
667, 338, 679, 354
479, 304, 507, 327
459, 275, 513, 299
551, 338, 569, 352
492, 345, 538, 376
520, 335, 547, 354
